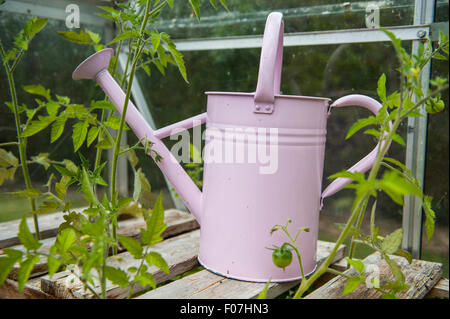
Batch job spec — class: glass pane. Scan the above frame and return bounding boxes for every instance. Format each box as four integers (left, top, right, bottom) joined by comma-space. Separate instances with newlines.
136, 41, 410, 260
0, 12, 106, 222
155, 0, 417, 39
421, 2, 449, 278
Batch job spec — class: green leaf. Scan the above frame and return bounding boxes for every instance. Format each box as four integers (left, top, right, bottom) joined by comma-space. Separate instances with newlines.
134, 272, 156, 289
18, 216, 42, 251
57, 30, 93, 44
17, 255, 40, 292
47, 255, 62, 277
391, 133, 406, 146
209, 0, 217, 8
141, 194, 166, 246
22, 116, 56, 137
90, 100, 114, 111
364, 128, 380, 138
118, 197, 133, 209
126, 148, 139, 170
80, 167, 96, 204
46, 101, 60, 116
87, 126, 100, 147
161, 33, 188, 83
151, 31, 161, 51
380, 171, 422, 205
104, 116, 129, 130
377, 73, 387, 103
50, 116, 67, 143
22, 84, 51, 100
145, 252, 169, 274
118, 235, 143, 259
384, 254, 405, 284
96, 136, 114, 149
133, 168, 151, 202
394, 249, 413, 264
383, 157, 407, 171
108, 31, 139, 45
55, 175, 71, 200
11, 188, 42, 198
346, 116, 378, 139
0, 252, 22, 286
380, 229, 403, 254
86, 29, 101, 44
104, 266, 129, 288
31, 153, 51, 170
189, 0, 201, 21
64, 159, 78, 174
26, 17, 47, 37
167, 0, 174, 8
56, 228, 76, 254
328, 170, 365, 183
219, 0, 229, 10
0, 148, 19, 168
257, 279, 271, 299
423, 196, 435, 242
346, 258, 365, 274
35, 201, 59, 214
343, 276, 364, 295
72, 121, 89, 152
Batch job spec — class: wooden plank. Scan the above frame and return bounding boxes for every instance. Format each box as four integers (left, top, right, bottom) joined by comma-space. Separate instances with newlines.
1, 209, 199, 280
41, 229, 201, 299
425, 278, 449, 299
138, 240, 346, 299
0, 277, 53, 299
0, 211, 67, 249
305, 252, 443, 299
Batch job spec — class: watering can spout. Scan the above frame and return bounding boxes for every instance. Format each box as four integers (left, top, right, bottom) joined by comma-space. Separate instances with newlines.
72, 48, 203, 224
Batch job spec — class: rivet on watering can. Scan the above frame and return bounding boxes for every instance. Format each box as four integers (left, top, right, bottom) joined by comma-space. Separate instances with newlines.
255, 105, 261, 110
265, 105, 271, 111
417, 30, 427, 38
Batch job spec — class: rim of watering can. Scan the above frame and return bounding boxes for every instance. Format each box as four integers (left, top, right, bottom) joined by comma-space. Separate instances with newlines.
205, 91, 332, 103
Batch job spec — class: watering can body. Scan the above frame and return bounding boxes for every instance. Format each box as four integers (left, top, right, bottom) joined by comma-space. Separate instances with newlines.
72, 12, 389, 282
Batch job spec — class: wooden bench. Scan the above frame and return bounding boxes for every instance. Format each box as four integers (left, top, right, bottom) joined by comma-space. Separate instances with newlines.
0, 210, 448, 299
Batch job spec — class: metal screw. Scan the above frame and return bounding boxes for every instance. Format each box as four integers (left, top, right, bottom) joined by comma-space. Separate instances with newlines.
417, 30, 427, 38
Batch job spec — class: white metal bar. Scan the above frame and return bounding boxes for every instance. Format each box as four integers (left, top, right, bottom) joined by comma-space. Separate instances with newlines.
402, 0, 435, 259
173, 25, 431, 51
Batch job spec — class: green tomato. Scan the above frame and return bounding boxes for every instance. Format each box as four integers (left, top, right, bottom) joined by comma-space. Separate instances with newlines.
272, 247, 293, 269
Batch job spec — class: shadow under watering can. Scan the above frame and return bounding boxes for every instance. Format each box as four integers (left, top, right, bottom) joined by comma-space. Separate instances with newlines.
72, 12, 390, 282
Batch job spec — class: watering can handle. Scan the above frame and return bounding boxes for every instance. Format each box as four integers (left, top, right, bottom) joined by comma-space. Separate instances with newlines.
320, 94, 392, 209
254, 12, 284, 113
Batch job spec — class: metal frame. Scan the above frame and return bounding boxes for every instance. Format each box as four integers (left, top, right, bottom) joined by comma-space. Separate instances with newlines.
402, 0, 436, 259
173, 24, 431, 51
1, 0, 444, 252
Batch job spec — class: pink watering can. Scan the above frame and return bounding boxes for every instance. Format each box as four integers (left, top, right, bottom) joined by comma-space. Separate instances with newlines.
72, 12, 389, 282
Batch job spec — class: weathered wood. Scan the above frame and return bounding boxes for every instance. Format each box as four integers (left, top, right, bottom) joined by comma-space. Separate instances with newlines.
0, 211, 66, 249
305, 252, 443, 299
2, 209, 199, 280
425, 278, 449, 299
41, 229, 201, 299
138, 240, 346, 299
0, 277, 53, 299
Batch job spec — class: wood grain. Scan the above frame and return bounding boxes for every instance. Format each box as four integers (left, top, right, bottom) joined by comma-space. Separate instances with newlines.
138, 240, 346, 299
305, 252, 443, 299
41, 230, 201, 299
1, 209, 199, 280
425, 278, 449, 299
